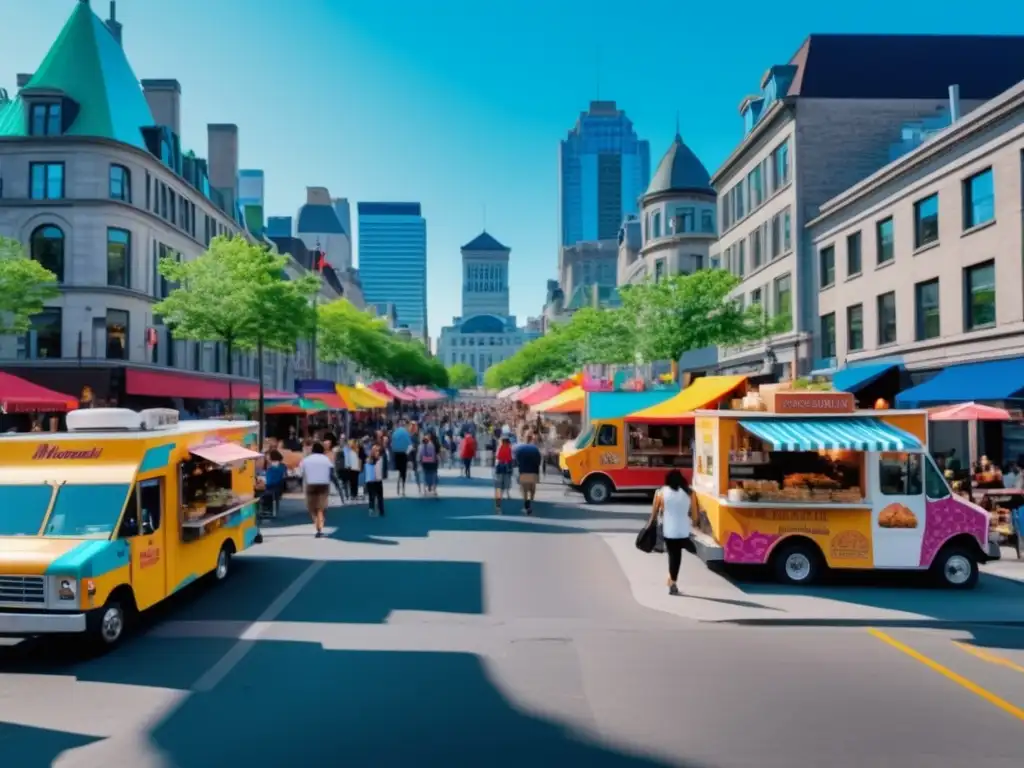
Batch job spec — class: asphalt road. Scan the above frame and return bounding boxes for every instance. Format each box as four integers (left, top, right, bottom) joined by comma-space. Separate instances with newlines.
2, 468, 1024, 767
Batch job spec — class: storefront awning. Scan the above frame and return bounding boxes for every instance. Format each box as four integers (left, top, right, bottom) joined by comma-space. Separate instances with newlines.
896, 356, 1024, 407
533, 385, 584, 414
833, 362, 901, 393
190, 441, 263, 464
625, 375, 746, 424
126, 369, 295, 402
738, 417, 922, 452
0, 372, 78, 413
339, 385, 387, 409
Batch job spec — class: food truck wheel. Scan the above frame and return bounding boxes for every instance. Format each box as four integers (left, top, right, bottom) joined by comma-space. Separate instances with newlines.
87, 597, 131, 650
582, 476, 613, 504
214, 543, 234, 582
933, 547, 979, 589
772, 541, 821, 586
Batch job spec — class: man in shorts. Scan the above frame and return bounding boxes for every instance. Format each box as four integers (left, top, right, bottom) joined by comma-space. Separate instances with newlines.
515, 432, 542, 515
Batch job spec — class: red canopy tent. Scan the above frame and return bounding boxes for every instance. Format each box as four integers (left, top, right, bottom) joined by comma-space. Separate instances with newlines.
370, 381, 416, 401
519, 382, 562, 407
406, 386, 445, 401
0, 372, 78, 413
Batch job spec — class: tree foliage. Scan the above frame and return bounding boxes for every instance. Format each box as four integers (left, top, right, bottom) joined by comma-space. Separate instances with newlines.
447, 363, 478, 389
0, 236, 60, 334
485, 269, 779, 387
317, 299, 447, 387
154, 235, 320, 367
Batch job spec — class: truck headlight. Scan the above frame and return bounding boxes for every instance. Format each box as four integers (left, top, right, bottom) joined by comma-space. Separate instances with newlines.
56, 578, 77, 601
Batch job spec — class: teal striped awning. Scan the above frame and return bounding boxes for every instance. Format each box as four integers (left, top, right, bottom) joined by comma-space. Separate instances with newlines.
739, 418, 922, 452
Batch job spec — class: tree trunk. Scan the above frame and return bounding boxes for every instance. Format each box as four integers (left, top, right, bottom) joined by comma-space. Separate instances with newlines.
257, 338, 265, 448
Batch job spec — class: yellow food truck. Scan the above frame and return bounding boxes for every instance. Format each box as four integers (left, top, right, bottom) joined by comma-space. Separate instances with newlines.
690, 391, 1001, 588
0, 408, 263, 648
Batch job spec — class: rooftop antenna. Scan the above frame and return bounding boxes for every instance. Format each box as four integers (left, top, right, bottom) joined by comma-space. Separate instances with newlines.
675, 111, 681, 140
482, 202, 487, 232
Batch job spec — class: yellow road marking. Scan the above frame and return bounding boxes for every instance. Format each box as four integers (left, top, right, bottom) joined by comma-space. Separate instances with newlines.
867, 629, 1024, 723
955, 641, 1024, 676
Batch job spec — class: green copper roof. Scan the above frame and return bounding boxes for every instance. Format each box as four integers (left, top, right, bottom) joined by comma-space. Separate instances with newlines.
0, 1, 154, 146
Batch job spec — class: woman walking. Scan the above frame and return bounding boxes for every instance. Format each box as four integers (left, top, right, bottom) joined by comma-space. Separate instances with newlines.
419, 433, 439, 495
493, 433, 514, 514
364, 443, 386, 517
647, 469, 697, 595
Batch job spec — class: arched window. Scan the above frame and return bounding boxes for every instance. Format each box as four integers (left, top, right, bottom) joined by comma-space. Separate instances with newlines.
30, 224, 65, 281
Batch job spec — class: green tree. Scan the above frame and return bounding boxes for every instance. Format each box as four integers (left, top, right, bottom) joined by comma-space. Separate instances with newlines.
557, 306, 637, 369
0, 236, 60, 334
447, 362, 478, 389
621, 270, 773, 368
317, 299, 394, 377
154, 235, 320, 433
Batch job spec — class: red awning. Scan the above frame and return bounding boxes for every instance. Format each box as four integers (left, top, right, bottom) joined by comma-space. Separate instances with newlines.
309, 392, 350, 410
0, 372, 78, 413
190, 441, 263, 464
370, 381, 416, 401
126, 369, 295, 401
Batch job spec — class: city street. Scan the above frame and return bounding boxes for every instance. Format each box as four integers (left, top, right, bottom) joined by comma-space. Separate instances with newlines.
2, 469, 1024, 767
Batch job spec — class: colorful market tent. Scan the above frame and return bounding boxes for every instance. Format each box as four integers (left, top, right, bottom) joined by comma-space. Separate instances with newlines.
265, 398, 329, 415
295, 379, 353, 410
405, 385, 446, 401
512, 382, 547, 403
0, 372, 78, 413
533, 385, 585, 414
587, 389, 679, 421
370, 381, 416, 401
496, 385, 521, 399
624, 375, 747, 424
338, 384, 387, 409
519, 382, 562, 406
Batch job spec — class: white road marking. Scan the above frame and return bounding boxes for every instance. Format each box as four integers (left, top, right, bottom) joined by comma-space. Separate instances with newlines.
190, 560, 325, 692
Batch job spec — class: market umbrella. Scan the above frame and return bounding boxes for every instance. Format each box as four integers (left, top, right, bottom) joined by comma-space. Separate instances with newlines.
929, 401, 1012, 487
265, 398, 329, 415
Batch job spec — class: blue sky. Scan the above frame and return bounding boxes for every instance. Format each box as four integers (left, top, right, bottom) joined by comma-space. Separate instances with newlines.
4, 0, 1015, 339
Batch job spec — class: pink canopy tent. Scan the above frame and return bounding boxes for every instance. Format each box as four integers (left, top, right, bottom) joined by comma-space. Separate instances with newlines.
406, 386, 445, 401
512, 382, 546, 403
520, 382, 562, 406
370, 381, 416, 401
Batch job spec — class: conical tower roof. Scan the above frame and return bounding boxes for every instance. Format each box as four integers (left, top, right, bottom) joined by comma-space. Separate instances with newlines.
644, 133, 714, 197
0, 0, 154, 147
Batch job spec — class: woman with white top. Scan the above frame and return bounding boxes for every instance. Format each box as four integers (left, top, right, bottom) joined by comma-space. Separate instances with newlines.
646, 469, 697, 595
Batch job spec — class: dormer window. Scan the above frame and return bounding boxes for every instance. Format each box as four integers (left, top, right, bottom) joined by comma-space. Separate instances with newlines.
29, 103, 62, 136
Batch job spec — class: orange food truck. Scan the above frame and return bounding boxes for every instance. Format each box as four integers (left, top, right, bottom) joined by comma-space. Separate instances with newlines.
689, 390, 1001, 588
563, 376, 747, 503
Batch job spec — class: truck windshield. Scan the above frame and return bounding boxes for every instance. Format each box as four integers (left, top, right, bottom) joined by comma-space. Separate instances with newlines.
0, 485, 56, 536
575, 428, 594, 449
42, 484, 132, 538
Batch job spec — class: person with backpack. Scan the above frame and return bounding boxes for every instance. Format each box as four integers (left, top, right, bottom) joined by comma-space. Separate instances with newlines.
419, 432, 439, 496
493, 432, 514, 514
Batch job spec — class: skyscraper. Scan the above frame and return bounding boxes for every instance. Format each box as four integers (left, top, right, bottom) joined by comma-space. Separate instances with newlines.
357, 202, 427, 343
558, 100, 651, 247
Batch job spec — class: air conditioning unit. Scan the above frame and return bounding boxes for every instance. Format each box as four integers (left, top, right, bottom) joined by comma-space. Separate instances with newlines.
67, 408, 143, 432
140, 408, 179, 430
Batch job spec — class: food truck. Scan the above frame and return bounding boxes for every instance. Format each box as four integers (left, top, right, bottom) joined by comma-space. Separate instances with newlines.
563, 376, 746, 504
0, 408, 263, 648
689, 391, 1001, 588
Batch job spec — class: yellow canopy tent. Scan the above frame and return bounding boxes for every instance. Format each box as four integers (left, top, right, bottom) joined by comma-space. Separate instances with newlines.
624, 375, 747, 424
337, 384, 388, 409
533, 385, 585, 414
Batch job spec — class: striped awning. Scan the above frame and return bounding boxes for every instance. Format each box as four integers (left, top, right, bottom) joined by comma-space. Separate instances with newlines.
738, 418, 922, 452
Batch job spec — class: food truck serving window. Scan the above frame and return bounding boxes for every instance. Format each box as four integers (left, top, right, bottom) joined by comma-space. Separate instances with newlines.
44, 484, 132, 538
0, 485, 55, 536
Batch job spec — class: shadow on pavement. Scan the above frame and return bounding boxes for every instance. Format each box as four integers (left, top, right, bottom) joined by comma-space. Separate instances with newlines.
0, 722, 101, 767
141, 644, 690, 767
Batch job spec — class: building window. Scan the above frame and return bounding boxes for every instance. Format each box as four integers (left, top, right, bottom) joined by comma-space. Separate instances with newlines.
820, 313, 836, 359
737, 239, 746, 277
846, 231, 862, 277
847, 304, 863, 352
29, 224, 64, 281
782, 208, 791, 252
964, 261, 996, 330
109, 164, 131, 202
876, 217, 894, 265
877, 291, 897, 345
773, 274, 792, 332
819, 245, 835, 288
963, 168, 994, 230
145, 171, 151, 209
700, 210, 715, 234
106, 309, 129, 360
160, 184, 168, 218
772, 140, 790, 187
654, 259, 665, 282
770, 213, 781, 258
750, 287, 762, 308
652, 212, 662, 238
29, 103, 62, 136
29, 162, 64, 200
748, 165, 763, 208
913, 194, 939, 248
751, 228, 763, 269
915, 279, 940, 340
19, 308, 62, 360
107, 228, 131, 288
